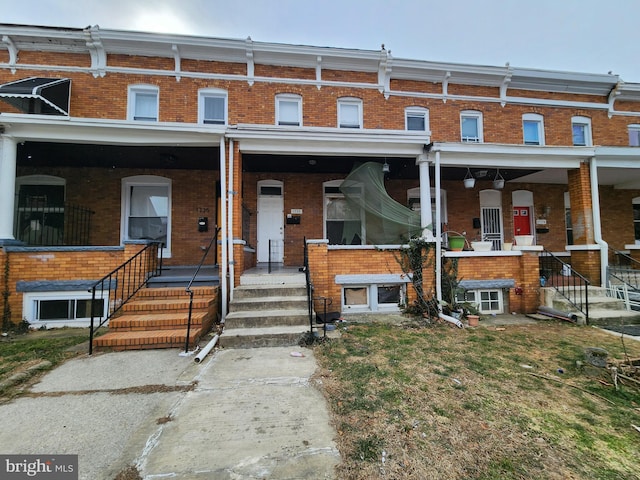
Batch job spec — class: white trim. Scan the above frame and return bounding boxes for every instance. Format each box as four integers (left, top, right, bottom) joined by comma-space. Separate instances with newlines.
127, 84, 159, 122
628, 124, 640, 147
405, 106, 429, 131
276, 93, 302, 126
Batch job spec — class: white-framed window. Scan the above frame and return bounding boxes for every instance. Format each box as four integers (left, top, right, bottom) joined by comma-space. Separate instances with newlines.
405, 107, 429, 131
460, 110, 483, 142
633, 197, 640, 244
121, 175, 172, 258
629, 125, 640, 146
276, 93, 302, 126
198, 88, 227, 125
22, 290, 108, 328
572, 116, 592, 146
342, 284, 405, 312
457, 289, 504, 314
338, 97, 362, 129
128, 85, 159, 121
323, 180, 364, 244
523, 113, 545, 145
564, 192, 574, 245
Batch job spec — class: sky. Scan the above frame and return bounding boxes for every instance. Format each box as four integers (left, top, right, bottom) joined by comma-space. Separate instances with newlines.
3, 0, 639, 82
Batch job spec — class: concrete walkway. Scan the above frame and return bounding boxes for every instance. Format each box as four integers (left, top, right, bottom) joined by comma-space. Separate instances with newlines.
0, 346, 340, 479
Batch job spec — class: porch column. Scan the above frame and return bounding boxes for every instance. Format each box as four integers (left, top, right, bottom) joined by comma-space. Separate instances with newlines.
0, 135, 17, 241
417, 153, 434, 240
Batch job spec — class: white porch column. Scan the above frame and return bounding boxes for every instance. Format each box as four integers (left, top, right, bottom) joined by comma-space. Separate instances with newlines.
417, 153, 434, 240
0, 136, 17, 240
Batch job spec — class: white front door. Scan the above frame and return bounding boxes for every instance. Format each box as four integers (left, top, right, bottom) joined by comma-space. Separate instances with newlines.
257, 180, 284, 263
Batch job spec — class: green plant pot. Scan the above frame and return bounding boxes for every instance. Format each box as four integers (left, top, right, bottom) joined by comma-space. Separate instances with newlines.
448, 236, 465, 251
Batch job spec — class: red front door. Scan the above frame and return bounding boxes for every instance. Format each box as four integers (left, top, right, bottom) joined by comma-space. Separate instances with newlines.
513, 207, 531, 236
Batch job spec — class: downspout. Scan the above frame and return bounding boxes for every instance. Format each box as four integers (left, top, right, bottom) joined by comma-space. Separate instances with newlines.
227, 139, 235, 302
589, 156, 608, 286
219, 137, 228, 321
434, 149, 463, 328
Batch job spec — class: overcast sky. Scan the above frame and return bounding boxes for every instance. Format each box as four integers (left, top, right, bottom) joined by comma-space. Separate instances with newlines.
3, 0, 639, 82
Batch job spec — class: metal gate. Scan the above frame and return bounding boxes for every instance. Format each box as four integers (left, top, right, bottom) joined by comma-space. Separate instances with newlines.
481, 207, 503, 250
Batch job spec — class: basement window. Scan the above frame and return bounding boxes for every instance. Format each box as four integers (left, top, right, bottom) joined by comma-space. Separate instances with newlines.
23, 291, 107, 328
342, 284, 405, 312
457, 289, 504, 314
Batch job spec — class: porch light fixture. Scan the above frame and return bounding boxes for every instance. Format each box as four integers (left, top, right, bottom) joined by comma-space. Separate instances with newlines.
382, 160, 390, 173
493, 169, 505, 189
463, 168, 476, 189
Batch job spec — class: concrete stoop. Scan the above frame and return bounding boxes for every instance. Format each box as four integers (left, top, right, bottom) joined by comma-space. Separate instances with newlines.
222, 272, 311, 348
539, 286, 640, 325
93, 286, 218, 351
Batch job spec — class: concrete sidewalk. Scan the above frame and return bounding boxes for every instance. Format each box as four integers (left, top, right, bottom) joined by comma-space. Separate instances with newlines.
0, 346, 340, 479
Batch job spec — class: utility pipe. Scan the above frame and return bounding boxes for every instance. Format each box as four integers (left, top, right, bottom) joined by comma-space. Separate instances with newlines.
219, 137, 228, 321
194, 334, 219, 363
589, 157, 608, 286
227, 139, 235, 301
434, 150, 443, 306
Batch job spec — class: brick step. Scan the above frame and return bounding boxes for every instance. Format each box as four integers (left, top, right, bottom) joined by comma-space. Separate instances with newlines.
228, 296, 308, 312
224, 309, 310, 328
232, 285, 308, 299
109, 311, 208, 331
134, 286, 218, 299
220, 325, 308, 349
94, 327, 203, 351
122, 297, 215, 313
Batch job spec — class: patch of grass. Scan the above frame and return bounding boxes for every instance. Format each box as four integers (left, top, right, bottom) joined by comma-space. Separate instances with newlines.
0, 329, 88, 401
315, 322, 640, 480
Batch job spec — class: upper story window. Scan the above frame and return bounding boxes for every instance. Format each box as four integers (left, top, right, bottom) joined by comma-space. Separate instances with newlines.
276, 94, 302, 126
405, 107, 429, 131
629, 125, 640, 146
460, 110, 483, 142
522, 113, 545, 145
128, 85, 158, 121
338, 97, 362, 129
572, 116, 592, 146
198, 89, 227, 125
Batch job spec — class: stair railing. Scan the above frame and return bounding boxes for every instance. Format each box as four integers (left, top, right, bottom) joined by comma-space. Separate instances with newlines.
89, 241, 163, 354
184, 227, 221, 353
303, 237, 314, 333
607, 246, 640, 292
540, 249, 590, 324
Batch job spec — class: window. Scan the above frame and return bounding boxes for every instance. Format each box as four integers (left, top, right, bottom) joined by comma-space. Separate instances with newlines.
572, 116, 592, 146
634, 197, 640, 244
564, 192, 573, 246
15, 175, 65, 246
460, 110, 483, 142
128, 85, 158, 121
324, 180, 363, 244
22, 290, 108, 328
629, 125, 640, 146
342, 284, 405, 312
338, 98, 362, 129
522, 113, 544, 145
276, 94, 302, 126
198, 89, 227, 125
122, 175, 172, 257
457, 289, 504, 314
406, 107, 429, 131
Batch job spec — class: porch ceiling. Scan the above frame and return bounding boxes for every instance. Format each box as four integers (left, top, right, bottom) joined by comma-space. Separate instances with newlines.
16, 141, 220, 170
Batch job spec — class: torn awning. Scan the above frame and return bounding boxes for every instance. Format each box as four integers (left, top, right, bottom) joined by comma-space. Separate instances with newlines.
0, 77, 70, 116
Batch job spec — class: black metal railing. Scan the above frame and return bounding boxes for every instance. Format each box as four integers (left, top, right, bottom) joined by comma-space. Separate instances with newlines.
184, 227, 220, 353
607, 247, 640, 309
88, 242, 163, 354
539, 249, 590, 324
303, 237, 314, 333
15, 202, 94, 246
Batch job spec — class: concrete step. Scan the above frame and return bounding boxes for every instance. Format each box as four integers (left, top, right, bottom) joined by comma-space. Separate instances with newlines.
94, 327, 203, 350
551, 295, 629, 312
232, 284, 308, 299
224, 309, 310, 328
240, 272, 306, 286
122, 297, 215, 314
220, 325, 309, 348
109, 311, 209, 331
583, 308, 640, 326
228, 296, 308, 312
